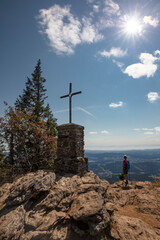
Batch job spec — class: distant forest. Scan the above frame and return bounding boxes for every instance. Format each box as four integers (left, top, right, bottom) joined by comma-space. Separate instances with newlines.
86, 149, 160, 183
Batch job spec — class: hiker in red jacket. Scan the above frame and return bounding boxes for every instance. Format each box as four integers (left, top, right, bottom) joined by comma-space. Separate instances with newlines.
123, 155, 129, 186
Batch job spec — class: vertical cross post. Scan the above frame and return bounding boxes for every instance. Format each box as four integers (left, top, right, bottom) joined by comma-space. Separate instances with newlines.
60, 83, 82, 123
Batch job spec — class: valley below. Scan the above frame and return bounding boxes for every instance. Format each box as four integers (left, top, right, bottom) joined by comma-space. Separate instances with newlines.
86, 149, 160, 183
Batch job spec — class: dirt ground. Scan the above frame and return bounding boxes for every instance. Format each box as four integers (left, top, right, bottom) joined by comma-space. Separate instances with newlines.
117, 205, 160, 230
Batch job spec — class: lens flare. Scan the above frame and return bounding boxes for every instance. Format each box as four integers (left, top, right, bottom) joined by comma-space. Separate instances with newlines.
122, 15, 143, 37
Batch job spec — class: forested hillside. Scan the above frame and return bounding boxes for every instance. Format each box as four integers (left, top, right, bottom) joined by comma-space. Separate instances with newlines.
86, 149, 160, 182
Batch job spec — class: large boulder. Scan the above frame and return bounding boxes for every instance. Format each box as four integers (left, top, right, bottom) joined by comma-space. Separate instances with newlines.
69, 190, 104, 221
0, 171, 110, 240
0, 171, 159, 240
0, 205, 25, 240
110, 214, 159, 240
6, 170, 56, 206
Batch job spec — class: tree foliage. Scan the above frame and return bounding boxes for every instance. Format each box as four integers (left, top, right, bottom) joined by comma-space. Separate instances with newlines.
0, 107, 57, 174
0, 117, 11, 185
0, 60, 58, 182
15, 59, 57, 134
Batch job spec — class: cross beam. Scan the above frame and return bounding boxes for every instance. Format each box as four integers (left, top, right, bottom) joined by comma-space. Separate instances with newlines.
60, 83, 82, 123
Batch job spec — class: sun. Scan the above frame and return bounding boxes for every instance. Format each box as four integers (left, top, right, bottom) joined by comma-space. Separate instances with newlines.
122, 15, 143, 37
125, 18, 142, 35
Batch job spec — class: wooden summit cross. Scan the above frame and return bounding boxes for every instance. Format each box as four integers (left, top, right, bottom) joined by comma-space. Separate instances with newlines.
60, 83, 82, 123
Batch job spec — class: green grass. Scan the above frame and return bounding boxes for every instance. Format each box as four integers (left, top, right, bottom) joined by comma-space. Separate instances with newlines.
154, 177, 160, 187
153, 170, 160, 187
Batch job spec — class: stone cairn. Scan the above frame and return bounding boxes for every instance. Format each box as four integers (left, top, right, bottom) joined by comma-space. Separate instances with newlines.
54, 123, 88, 175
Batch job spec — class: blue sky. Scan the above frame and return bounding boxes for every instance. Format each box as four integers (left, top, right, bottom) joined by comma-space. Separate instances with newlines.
1, 0, 160, 150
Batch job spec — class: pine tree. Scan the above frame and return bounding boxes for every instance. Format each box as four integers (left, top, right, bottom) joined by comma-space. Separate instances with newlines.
31, 59, 47, 119
15, 59, 57, 134
0, 60, 57, 178
44, 103, 57, 136
15, 77, 33, 111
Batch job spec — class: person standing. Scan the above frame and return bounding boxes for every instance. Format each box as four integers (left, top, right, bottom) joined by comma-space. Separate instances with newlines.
123, 155, 130, 186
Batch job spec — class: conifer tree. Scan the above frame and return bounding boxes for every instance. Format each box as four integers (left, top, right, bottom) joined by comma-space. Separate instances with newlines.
15, 78, 33, 111
30, 59, 47, 119
15, 59, 57, 135
0, 60, 57, 179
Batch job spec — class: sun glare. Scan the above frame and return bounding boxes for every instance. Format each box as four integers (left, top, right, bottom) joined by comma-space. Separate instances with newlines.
122, 15, 143, 37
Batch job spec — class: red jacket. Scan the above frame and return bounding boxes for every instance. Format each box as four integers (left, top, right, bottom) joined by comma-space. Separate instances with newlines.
123, 160, 127, 170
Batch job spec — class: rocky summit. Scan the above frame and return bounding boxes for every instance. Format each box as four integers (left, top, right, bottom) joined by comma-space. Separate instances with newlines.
0, 170, 160, 240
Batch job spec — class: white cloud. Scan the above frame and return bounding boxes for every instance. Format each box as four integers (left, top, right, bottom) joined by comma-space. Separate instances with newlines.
87, 0, 95, 3
139, 53, 157, 64
55, 107, 95, 118
97, 18, 115, 29
134, 128, 153, 131
100, 47, 127, 58
76, 107, 95, 118
93, 4, 100, 13
124, 63, 157, 78
54, 109, 68, 114
133, 128, 140, 131
144, 132, 154, 135
81, 17, 104, 43
134, 127, 160, 136
38, 4, 103, 55
142, 128, 154, 131
89, 130, 109, 135
103, 0, 120, 16
101, 130, 109, 134
124, 52, 159, 78
112, 59, 124, 68
38, 5, 81, 55
154, 50, 160, 56
109, 101, 123, 108
147, 92, 160, 102
155, 127, 160, 133
143, 16, 159, 27
88, 0, 119, 29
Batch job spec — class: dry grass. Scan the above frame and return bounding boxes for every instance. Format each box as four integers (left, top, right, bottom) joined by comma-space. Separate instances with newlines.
117, 205, 160, 230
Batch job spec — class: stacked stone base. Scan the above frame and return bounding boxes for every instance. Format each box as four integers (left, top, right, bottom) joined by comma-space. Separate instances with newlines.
54, 123, 88, 176
54, 157, 88, 175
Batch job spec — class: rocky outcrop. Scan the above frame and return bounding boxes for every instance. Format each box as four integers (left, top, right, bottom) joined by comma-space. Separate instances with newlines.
0, 170, 159, 240
111, 214, 159, 240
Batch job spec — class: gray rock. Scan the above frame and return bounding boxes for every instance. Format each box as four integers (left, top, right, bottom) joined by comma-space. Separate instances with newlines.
135, 191, 160, 215
105, 202, 116, 214
0, 171, 159, 240
69, 190, 104, 221
0, 183, 11, 198
110, 214, 160, 240
134, 181, 153, 189
81, 171, 101, 184
0, 205, 25, 240
6, 170, 56, 206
